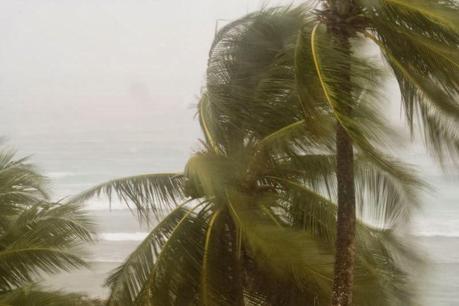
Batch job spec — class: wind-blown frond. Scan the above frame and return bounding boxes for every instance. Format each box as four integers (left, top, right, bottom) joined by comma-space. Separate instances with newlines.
1, 202, 94, 250
71, 173, 186, 220
0, 248, 86, 291
132, 202, 210, 306
0, 149, 94, 304
268, 151, 423, 229
0, 150, 48, 219
200, 209, 245, 306
206, 5, 325, 152
0, 202, 94, 291
0, 285, 104, 306
360, 0, 459, 161
353, 155, 423, 227
361, 0, 459, 32
226, 189, 334, 305
104, 200, 203, 306
261, 175, 418, 305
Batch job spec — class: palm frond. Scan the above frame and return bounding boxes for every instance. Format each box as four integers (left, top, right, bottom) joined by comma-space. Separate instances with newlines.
205, 5, 323, 153
261, 176, 418, 305
200, 209, 242, 306
0, 201, 93, 291
198, 94, 221, 154
0, 285, 104, 306
353, 155, 424, 228
201, 210, 220, 306
0, 151, 48, 218
104, 200, 202, 306
0, 247, 87, 290
71, 173, 186, 220
265, 175, 337, 241
362, 0, 459, 32
130, 201, 210, 306
361, 0, 459, 161
226, 189, 334, 305
1, 202, 94, 250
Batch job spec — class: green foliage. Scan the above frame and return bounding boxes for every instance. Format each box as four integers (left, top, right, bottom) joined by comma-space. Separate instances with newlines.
0, 149, 96, 306
69, 0, 459, 304
71, 173, 186, 221
360, 0, 459, 160
0, 286, 104, 306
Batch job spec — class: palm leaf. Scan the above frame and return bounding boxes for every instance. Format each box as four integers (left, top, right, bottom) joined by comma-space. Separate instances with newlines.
0, 285, 104, 306
0, 201, 93, 291
201, 209, 242, 306
131, 201, 210, 306
0, 247, 87, 290
71, 173, 186, 220
362, 0, 459, 32
226, 189, 334, 305
104, 200, 202, 306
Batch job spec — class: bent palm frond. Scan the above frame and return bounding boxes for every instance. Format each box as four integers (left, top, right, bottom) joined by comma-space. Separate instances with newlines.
226, 190, 334, 304
0, 285, 103, 306
361, 0, 459, 161
71, 173, 186, 220
132, 203, 210, 306
0, 151, 48, 218
105, 200, 203, 306
0, 201, 94, 291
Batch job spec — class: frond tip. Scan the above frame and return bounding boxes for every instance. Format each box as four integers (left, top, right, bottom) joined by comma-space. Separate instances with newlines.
71, 173, 186, 219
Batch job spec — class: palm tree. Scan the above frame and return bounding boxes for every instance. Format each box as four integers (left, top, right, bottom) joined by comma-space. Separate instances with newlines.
288, 1, 459, 304
208, 2, 459, 304
73, 8, 424, 305
207, 4, 450, 304
75, 142, 420, 305
0, 149, 96, 306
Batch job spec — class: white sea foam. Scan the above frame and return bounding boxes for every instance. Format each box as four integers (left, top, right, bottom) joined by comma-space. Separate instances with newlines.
95, 222, 459, 240
414, 231, 459, 238
412, 219, 459, 238
98, 232, 149, 241
81, 198, 130, 211
47, 171, 76, 179
89, 258, 124, 263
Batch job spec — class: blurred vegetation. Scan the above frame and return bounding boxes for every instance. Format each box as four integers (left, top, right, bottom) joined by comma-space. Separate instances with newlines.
71, 4, 447, 305
0, 149, 97, 306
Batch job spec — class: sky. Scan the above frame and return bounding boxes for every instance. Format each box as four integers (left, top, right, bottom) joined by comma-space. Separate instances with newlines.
0, 0, 301, 136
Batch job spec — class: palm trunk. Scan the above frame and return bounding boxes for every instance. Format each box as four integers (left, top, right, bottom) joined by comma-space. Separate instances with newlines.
326, 1, 357, 306
331, 123, 356, 306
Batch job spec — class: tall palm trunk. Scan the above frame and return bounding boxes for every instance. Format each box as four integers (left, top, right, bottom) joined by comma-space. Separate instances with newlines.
332, 124, 356, 306
326, 1, 357, 305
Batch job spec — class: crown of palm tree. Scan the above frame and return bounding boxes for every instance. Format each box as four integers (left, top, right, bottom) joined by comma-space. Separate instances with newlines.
71, 5, 432, 305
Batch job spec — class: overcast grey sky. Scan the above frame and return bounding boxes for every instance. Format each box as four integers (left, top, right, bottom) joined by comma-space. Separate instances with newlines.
0, 0, 302, 137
